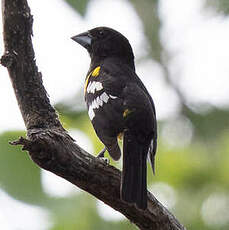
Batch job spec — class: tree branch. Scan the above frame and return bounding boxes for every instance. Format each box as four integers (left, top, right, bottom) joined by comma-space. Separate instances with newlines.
1, 0, 186, 229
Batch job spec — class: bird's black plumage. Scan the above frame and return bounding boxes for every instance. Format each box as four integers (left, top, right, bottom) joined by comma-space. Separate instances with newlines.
72, 27, 157, 210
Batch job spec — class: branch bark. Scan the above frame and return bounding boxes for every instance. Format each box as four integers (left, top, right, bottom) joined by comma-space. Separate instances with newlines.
1, 0, 186, 229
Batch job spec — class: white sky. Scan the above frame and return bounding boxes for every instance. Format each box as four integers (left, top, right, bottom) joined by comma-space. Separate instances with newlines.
160, 0, 229, 107
0, 0, 229, 229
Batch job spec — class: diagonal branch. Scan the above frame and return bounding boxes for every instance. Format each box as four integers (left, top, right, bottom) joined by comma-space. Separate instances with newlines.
0, 0, 186, 229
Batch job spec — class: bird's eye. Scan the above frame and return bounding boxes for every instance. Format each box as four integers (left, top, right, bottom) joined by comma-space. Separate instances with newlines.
98, 30, 104, 37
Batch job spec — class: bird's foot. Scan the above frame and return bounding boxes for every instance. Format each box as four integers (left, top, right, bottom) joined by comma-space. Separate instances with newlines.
97, 147, 110, 164
100, 157, 110, 164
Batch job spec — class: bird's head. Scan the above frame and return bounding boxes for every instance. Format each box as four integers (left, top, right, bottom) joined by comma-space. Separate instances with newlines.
71, 27, 134, 68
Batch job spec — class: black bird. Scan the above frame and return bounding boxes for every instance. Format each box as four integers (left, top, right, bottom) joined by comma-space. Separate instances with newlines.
71, 27, 157, 210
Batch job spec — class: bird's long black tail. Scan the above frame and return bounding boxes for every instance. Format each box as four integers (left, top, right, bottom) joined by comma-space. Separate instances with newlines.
121, 130, 148, 210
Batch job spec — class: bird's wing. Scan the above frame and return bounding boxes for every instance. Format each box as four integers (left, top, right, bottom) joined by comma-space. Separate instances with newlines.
121, 78, 157, 174
128, 74, 157, 174
100, 63, 157, 168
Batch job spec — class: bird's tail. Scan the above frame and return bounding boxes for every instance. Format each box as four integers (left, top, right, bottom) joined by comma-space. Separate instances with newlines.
121, 130, 148, 210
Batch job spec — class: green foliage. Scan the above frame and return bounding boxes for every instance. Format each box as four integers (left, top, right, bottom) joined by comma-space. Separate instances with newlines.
65, 0, 90, 16
50, 195, 132, 230
0, 131, 46, 204
184, 106, 229, 142
205, 0, 229, 15
130, 0, 162, 62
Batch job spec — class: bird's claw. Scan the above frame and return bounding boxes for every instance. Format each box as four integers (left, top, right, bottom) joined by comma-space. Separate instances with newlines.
100, 157, 110, 164
96, 147, 109, 164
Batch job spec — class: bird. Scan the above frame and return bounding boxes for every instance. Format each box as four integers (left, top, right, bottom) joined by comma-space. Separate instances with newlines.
71, 27, 157, 210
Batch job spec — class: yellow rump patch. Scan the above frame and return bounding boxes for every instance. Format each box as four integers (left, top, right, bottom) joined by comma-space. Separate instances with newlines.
123, 109, 132, 118
118, 132, 123, 140
84, 66, 101, 94
91, 66, 101, 77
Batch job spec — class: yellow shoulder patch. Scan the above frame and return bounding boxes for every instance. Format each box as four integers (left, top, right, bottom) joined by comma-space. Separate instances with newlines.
84, 66, 101, 94
91, 66, 101, 77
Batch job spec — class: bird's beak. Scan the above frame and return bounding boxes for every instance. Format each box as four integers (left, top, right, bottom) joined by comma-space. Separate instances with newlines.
71, 31, 92, 50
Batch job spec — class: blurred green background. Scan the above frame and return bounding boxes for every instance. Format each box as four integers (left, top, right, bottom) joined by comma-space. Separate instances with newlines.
0, 0, 229, 229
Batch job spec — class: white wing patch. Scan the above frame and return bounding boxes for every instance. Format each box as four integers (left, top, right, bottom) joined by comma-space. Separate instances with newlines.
87, 81, 103, 94
88, 92, 114, 120
109, 95, 118, 99
96, 82, 103, 91
88, 105, 95, 120
100, 92, 109, 103
96, 96, 103, 107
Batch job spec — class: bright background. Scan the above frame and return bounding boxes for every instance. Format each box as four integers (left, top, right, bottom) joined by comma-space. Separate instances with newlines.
0, 0, 229, 229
